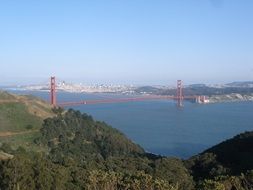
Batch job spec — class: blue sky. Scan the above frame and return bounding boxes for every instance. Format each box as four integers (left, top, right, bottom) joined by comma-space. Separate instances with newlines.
0, 0, 253, 85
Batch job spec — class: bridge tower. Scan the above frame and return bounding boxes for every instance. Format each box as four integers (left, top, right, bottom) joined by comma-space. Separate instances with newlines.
177, 80, 183, 107
50, 76, 57, 106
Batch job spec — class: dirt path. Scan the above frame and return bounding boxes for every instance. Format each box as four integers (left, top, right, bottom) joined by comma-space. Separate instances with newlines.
0, 100, 20, 104
0, 130, 39, 137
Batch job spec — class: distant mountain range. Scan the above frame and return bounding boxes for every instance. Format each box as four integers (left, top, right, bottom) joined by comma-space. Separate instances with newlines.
226, 81, 253, 88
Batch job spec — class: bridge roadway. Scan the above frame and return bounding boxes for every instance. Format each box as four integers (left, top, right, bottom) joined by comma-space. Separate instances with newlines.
57, 95, 197, 107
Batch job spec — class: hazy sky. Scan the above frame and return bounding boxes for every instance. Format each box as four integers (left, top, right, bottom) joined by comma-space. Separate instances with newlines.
0, 0, 253, 85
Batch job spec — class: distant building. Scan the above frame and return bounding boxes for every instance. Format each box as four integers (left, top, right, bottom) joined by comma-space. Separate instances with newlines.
196, 96, 210, 104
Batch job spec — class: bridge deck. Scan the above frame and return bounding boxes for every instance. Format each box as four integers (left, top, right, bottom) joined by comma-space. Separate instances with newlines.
57, 95, 198, 107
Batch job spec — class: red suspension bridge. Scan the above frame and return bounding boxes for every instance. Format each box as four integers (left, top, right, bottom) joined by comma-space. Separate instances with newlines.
50, 77, 208, 107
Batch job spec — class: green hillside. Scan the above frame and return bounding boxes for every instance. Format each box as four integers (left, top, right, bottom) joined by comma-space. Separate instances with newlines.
0, 91, 54, 149
186, 131, 253, 189
1, 91, 253, 189
0, 91, 54, 131
0, 108, 194, 190
204, 131, 253, 174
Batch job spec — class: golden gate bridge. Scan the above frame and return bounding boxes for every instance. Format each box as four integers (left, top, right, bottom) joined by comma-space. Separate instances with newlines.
50, 76, 208, 107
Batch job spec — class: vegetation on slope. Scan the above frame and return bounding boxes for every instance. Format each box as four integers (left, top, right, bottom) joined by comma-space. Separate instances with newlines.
1, 91, 253, 189
0, 109, 194, 190
186, 131, 253, 189
204, 131, 253, 174
0, 150, 180, 190
0, 91, 54, 121
0, 91, 54, 149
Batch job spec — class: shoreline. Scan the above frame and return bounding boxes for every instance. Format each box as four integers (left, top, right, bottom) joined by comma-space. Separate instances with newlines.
2, 88, 253, 105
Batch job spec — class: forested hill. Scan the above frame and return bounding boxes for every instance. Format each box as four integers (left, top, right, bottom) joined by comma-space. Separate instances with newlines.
204, 131, 253, 175
0, 105, 194, 190
186, 131, 253, 189
1, 91, 253, 189
37, 108, 145, 159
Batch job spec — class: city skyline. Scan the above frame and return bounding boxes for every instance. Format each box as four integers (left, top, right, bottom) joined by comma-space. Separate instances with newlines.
1, 0, 253, 85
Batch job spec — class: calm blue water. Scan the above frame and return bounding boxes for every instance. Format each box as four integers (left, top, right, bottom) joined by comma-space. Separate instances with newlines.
9, 90, 253, 158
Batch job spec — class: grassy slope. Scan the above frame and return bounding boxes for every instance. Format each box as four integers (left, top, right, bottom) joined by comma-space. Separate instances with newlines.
0, 91, 54, 149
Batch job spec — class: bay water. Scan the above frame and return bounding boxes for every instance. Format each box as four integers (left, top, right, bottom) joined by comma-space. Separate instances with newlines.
10, 90, 253, 158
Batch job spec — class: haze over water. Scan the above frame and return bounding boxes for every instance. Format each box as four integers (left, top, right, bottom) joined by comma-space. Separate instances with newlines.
11, 90, 253, 158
